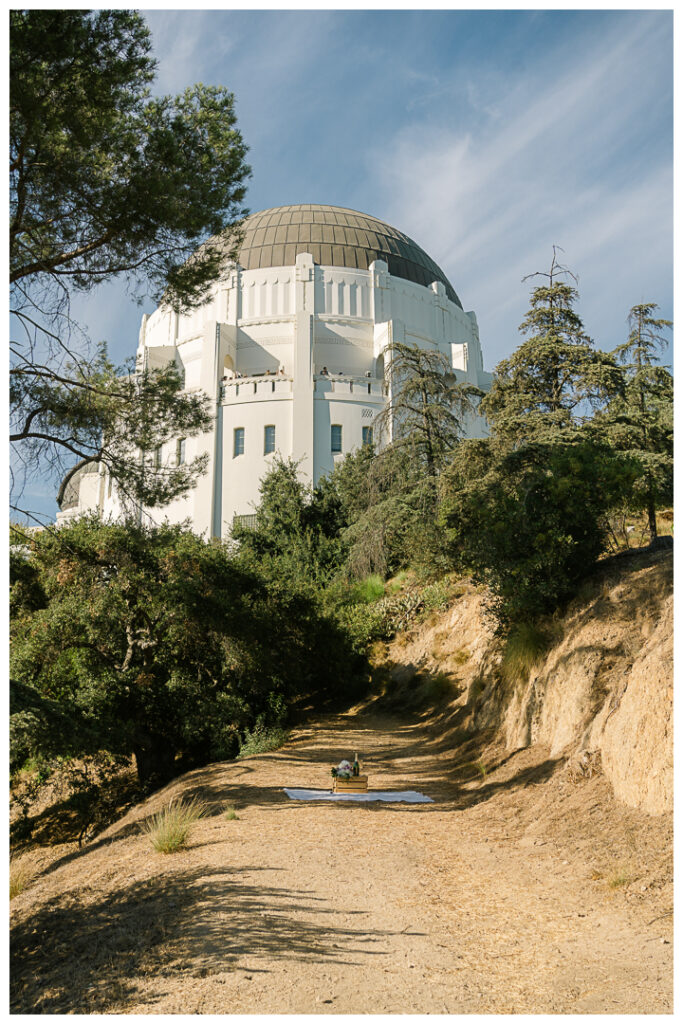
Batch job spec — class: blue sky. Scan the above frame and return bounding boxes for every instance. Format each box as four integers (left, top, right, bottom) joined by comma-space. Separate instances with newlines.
25, 8, 675, 520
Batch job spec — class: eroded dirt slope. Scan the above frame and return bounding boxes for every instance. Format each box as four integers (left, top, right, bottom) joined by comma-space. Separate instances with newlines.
10, 711, 672, 1014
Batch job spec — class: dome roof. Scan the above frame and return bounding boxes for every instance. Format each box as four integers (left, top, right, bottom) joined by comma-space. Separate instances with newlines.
236, 204, 462, 308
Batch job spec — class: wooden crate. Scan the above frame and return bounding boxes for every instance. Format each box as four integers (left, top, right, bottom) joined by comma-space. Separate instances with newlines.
333, 775, 368, 793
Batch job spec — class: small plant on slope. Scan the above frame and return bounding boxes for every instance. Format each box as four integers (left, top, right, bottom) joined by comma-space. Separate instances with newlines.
238, 722, 290, 758
141, 797, 207, 854
10, 856, 32, 899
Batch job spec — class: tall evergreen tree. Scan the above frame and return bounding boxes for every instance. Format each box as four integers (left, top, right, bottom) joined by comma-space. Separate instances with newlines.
377, 341, 481, 475
482, 248, 621, 447
602, 303, 673, 544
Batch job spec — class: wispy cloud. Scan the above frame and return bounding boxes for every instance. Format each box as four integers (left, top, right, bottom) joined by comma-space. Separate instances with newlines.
370, 14, 672, 364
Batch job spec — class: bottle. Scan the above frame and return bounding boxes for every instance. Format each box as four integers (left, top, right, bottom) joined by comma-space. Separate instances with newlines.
353, 752, 360, 777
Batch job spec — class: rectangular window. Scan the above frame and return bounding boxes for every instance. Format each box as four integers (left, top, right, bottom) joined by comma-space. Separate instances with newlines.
331, 424, 343, 453
154, 446, 162, 469
233, 427, 245, 457
176, 438, 186, 465
264, 425, 276, 454
362, 426, 373, 446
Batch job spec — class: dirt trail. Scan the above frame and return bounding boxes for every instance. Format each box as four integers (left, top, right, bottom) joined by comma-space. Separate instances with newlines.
10, 710, 672, 1014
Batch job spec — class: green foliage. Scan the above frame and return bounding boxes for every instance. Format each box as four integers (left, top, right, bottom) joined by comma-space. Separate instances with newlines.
598, 303, 673, 543
10, 9, 250, 510
377, 341, 481, 474
10, 517, 361, 789
238, 721, 291, 758
10, 9, 249, 307
329, 442, 443, 579
481, 249, 622, 447
421, 578, 456, 613
223, 805, 238, 820
141, 798, 207, 854
353, 575, 386, 604
232, 458, 346, 590
335, 602, 388, 653
442, 438, 638, 626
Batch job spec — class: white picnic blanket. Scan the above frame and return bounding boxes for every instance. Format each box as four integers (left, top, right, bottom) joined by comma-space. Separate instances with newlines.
283, 788, 433, 803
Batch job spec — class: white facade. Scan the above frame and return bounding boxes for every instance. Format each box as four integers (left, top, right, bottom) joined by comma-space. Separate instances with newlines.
58, 207, 491, 536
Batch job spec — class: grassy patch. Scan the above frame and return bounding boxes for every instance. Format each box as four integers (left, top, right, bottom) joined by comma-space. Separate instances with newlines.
501, 622, 554, 685
9, 857, 32, 899
451, 647, 470, 666
461, 759, 488, 781
608, 868, 632, 889
353, 574, 386, 604
141, 797, 207, 854
223, 804, 238, 821
238, 723, 290, 758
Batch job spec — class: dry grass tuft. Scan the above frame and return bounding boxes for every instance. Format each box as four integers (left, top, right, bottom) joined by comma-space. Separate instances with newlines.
608, 868, 633, 889
501, 622, 554, 685
10, 857, 32, 899
223, 804, 239, 820
140, 797, 207, 854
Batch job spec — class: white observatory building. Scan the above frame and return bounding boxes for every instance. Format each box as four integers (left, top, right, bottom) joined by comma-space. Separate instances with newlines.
57, 204, 492, 536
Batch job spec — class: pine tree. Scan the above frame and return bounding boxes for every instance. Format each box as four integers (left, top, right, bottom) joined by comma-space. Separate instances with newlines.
377, 340, 481, 475
10, 10, 250, 518
482, 247, 621, 447
605, 303, 673, 544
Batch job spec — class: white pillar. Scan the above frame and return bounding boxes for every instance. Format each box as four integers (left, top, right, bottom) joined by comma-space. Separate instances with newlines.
292, 252, 315, 483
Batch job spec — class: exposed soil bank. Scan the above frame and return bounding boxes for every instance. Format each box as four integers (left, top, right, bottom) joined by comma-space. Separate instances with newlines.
375, 546, 673, 815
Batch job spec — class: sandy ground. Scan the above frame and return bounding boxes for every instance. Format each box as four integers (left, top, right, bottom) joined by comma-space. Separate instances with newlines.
10, 709, 673, 1014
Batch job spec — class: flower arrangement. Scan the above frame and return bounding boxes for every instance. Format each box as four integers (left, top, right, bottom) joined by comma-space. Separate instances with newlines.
331, 759, 354, 779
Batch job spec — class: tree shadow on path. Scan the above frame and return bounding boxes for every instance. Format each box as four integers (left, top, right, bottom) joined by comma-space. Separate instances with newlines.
11, 863, 409, 1014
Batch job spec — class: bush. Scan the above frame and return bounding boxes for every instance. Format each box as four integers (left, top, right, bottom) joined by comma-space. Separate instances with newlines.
352, 574, 385, 604
238, 722, 290, 758
335, 602, 387, 653
141, 797, 207, 853
443, 438, 639, 627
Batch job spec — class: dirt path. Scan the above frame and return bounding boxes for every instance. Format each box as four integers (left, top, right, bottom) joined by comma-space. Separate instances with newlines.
10, 711, 673, 1014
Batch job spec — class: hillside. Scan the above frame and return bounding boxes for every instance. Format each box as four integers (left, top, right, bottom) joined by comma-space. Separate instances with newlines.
372, 545, 673, 815
10, 548, 673, 1013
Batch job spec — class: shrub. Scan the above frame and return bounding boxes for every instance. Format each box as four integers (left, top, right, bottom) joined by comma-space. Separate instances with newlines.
335, 602, 386, 652
10, 857, 32, 899
238, 722, 290, 758
223, 805, 238, 820
141, 797, 207, 853
421, 577, 456, 613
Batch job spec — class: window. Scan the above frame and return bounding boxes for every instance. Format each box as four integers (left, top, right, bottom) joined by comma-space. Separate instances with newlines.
154, 446, 162, 469
362, 426, 373, 447
233, 513, 257, 531
176, 438, 186, 465
264, 425, 276, 454
331, 424, 342, 453
233, 427, 245, 457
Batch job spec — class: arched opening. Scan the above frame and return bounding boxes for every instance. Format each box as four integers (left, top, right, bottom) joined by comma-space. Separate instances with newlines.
222, 355, 235, 381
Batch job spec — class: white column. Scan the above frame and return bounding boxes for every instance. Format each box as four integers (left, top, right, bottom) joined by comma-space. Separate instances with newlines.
293, 253, 315, 483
